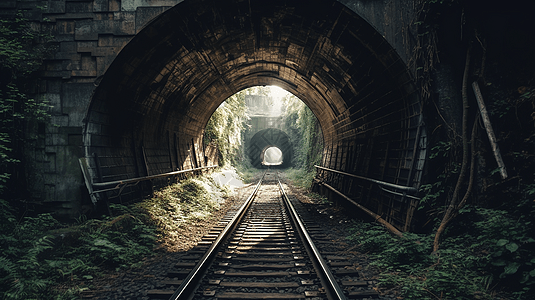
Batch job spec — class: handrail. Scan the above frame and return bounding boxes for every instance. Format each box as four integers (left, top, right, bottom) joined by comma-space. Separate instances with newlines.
79, 158, 218, 203
278, 178, 348, 300
168, 170, 267, 300
93, 165, 218, 189
314, 178, 404, 237
314, 165, 418, 194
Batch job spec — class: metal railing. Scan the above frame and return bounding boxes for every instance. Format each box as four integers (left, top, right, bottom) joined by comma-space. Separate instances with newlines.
79, 157, 217, 203
314, 165, 420, 200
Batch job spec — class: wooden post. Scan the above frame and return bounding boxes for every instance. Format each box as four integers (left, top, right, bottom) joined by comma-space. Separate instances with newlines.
472, 81, 508, 179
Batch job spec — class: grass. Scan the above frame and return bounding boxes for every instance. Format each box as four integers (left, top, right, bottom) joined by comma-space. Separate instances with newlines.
0, 173, 231, 300
282, 167, 317, 189
345, 207, 535, 300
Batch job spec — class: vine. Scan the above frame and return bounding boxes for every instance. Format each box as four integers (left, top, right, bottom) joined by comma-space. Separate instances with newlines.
0, 9, 53, 196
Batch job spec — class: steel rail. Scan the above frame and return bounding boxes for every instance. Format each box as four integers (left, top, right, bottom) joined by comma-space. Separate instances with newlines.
277, 176, 348, 300
168, 170, 267, 300
314, 165, 419, 194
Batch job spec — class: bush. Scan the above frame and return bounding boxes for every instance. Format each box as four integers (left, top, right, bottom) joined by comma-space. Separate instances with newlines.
0, 174, 229, 299
344, 217, 530, 299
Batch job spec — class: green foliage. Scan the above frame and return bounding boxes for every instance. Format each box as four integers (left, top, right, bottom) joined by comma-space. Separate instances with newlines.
0, 173, 229, 299
282, 94, 323, 171
204, 89, 249, 167
463, 206, 535, 298
346, 199, 535, 300
1, 10, 52, 195
134, 174, 226, 241
346, 220, 493, 299
283, 167, 317, 189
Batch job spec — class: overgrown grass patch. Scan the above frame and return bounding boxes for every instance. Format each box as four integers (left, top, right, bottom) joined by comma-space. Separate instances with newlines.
346, 207, 535, 300
0, 174, 230, 300
283, 167, 316, 189
134, 175, 229, 244
235, 164, 257, 184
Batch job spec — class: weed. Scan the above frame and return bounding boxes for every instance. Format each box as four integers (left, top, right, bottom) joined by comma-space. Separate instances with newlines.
0, 173, 230, 299
346, 202, 535, 300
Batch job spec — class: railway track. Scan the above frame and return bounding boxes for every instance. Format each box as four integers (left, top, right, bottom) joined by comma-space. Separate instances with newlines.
146, 170, 379, 300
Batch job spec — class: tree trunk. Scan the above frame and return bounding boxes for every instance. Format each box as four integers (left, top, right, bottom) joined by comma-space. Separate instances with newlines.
433, 47, 471, 253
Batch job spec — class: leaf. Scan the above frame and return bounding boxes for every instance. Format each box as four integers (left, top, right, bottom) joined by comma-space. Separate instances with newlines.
530, 269, 535, 277
503, 262, 521, 275
505, 242, 519, 253
93, 239, 109, 246
491, 259, 507, 267
496, 239, 508, 247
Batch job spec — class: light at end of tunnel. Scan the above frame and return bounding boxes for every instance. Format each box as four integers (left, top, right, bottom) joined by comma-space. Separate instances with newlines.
263, 146, 283, 166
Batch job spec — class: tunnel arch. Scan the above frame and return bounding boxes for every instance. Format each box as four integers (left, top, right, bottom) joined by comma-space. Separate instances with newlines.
248, 128, 293, 168
82, 0, 426, 229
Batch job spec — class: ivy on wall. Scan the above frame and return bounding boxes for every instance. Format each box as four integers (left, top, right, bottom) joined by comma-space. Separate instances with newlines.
0, 10, 52, 200
281, 94, 323, 171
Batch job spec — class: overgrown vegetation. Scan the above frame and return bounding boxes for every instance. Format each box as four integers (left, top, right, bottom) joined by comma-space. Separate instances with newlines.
205, 86, 323, 185
281, 94, 323, 171
204, 89, 249, 168
0, 10, 52, 198
0, 174, 228, 299
402, 1, 535, 298
347, 204, 535, 299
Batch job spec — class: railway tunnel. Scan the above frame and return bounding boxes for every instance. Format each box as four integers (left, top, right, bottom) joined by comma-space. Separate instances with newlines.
247, 128, 293, 168
82, 0, 426, 230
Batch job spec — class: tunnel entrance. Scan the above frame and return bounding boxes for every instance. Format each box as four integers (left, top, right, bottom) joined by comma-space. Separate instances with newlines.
248, 128, 293, 168
82, 0, 426, 231
263, 147, 283, 166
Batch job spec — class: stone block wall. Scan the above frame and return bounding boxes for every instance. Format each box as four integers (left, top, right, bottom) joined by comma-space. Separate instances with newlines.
2, 0, 183, 216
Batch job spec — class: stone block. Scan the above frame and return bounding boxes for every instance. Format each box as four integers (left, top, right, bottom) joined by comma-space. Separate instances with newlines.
75, 19, 98, 40
96, 55, 114, 76
48, 0, 66, 14
42, 70, 71, 79
52, 12, 94, 20
60, 41, 77, 53
71, 69, 97, 77
90, 46, 118, 57
66, 1, 93, 13
0, 1, 16, 8
44, 153, 56, 173
44, 184, 56, 201
54, 34, 76, 42
55, 52, 82, 60
51, 115, 70, 127
47, 132, 68, 146
55, 20, 75, 35
46, 93, 62, 114
93, 0, 108, 12
97, 34, 113, 46
76, 40, 98, 49
135, 6, 167, 32
61, 83, 94, 113
109, 0, 120, 11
